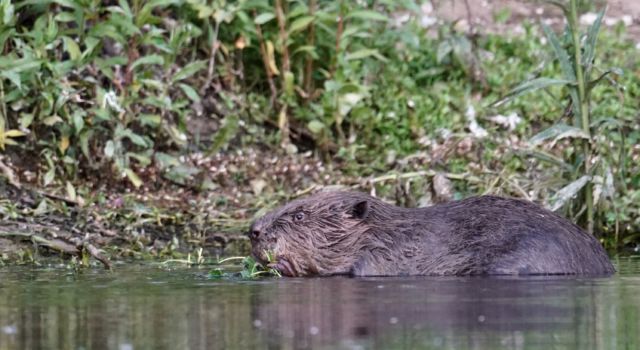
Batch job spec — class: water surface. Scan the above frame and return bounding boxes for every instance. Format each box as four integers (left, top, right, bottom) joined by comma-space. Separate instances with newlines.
1, 257, 639, 350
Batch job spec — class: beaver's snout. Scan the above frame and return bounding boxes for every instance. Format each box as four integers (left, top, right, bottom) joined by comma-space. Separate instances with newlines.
247, 221, 264, 241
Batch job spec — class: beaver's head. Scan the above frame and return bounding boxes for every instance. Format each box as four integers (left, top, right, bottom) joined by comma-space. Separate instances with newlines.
248, 191, 380, 277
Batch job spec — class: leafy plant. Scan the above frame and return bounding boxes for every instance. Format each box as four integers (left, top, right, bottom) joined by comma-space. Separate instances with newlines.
494, 0, 625, 237
1, 0, 205, 187
211, 255, 280, 279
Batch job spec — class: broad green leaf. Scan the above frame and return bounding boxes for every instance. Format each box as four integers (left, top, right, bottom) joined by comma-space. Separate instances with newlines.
154, 152, 181, 169
292, 45, 318, 58
139, 114, 162, 127
138, 0, 179, 26
493, 78, 573, 107
79, 131, 91, 160
436, 40, 452, 63
171, 60, 206, 83
127, 152, 152, 166
54, 12, 75, 22
121, 129, 148, 147
0, 28, 15, 50
286, 5, 308, 20
81, 37, 101, 60
254, 12, 275, 25
1, 138, 17, 146
1, 71, 20, 89
137, 0, 179, 27
287, 15, 314, 35
166, 125, 187, 145
72, 110, 85, 134
283, 71, 294, 97
140, 79, 164, 90
346, 49, 382, 61
528, 123, 590, 148
345, 10, 388, 22
451, 36, 472, 60
0, 58, 41, 73
164, 164, 200, 185
65, 181, 76, 201
191, 4, 212, 18
340, 26, 361, 40
44, 168, 55, 186
1, 0, 14, 25
145, 0, 179, 9
106, 12, 140, 36
88, 23, 126, 43
45, 13, 59, 41
178, 83, 200, 102
118, 0, 133, 18
52, 0, 80, 10
59, 136, 69, 153
209, 115, 238, 154
307, 120, 324, 134
124, 168, 143, 188
130, 54, 164, 71
19, 113, 34, 129
33, 200, 49, 216
3, 129, 25, 137
62, 36, 81, 60
338, 92, 367, 117
43, 116, 63, 126
547, 175, 591, 211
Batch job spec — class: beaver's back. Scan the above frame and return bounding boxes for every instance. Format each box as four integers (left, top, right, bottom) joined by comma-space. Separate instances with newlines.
422, 196, 614, 275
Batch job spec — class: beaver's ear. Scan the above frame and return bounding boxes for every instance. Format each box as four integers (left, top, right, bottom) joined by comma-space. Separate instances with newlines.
350, 200, 369, 220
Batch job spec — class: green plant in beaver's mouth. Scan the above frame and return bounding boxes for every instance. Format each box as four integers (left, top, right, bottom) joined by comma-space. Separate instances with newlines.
210, 253, 281, 279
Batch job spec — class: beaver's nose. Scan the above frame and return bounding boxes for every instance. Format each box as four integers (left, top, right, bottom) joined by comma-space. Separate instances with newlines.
248, 222, 262, 240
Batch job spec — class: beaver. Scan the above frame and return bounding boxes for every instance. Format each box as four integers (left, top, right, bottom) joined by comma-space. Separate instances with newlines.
249, 191, 614, 277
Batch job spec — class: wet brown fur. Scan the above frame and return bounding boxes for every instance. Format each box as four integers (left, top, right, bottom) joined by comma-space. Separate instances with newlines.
249, 191, 615, 277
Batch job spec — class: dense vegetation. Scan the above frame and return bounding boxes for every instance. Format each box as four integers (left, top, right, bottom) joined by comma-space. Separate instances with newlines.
0, 0, 638, 265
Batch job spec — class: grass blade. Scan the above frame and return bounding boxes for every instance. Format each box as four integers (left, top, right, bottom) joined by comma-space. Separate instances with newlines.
493, 78, 572, 107
548, 175, 591, 211
541, 22, 580, 118
583, 7, 606, 77
529, 123, 590, 148
541, 23, 575, 82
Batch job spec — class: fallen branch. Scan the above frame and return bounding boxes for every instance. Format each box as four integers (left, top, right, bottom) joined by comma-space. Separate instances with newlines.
83, 242, 112, 270
0, 231, 78, 255
0, 228, 112, 270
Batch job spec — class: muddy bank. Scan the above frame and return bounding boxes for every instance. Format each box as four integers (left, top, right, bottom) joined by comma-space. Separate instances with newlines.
0, 178, 252, 268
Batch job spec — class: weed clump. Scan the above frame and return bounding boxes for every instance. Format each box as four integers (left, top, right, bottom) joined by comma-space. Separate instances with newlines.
210, 256, 280, 279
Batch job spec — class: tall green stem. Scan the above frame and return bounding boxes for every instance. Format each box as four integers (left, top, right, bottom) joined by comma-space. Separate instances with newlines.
569, 0, 594, 234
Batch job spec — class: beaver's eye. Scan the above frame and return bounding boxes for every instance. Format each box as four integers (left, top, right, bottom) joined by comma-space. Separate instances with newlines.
293, 212, 305, 222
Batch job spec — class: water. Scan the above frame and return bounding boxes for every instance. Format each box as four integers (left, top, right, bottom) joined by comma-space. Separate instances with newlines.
1, 257, 639, 350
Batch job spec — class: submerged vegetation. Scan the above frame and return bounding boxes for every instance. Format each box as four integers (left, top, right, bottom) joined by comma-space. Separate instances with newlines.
0, 0, 639, 266
209, 255, 281, 278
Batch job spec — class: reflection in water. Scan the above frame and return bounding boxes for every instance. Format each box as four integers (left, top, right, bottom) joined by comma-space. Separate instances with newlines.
0, 257, 639, 350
